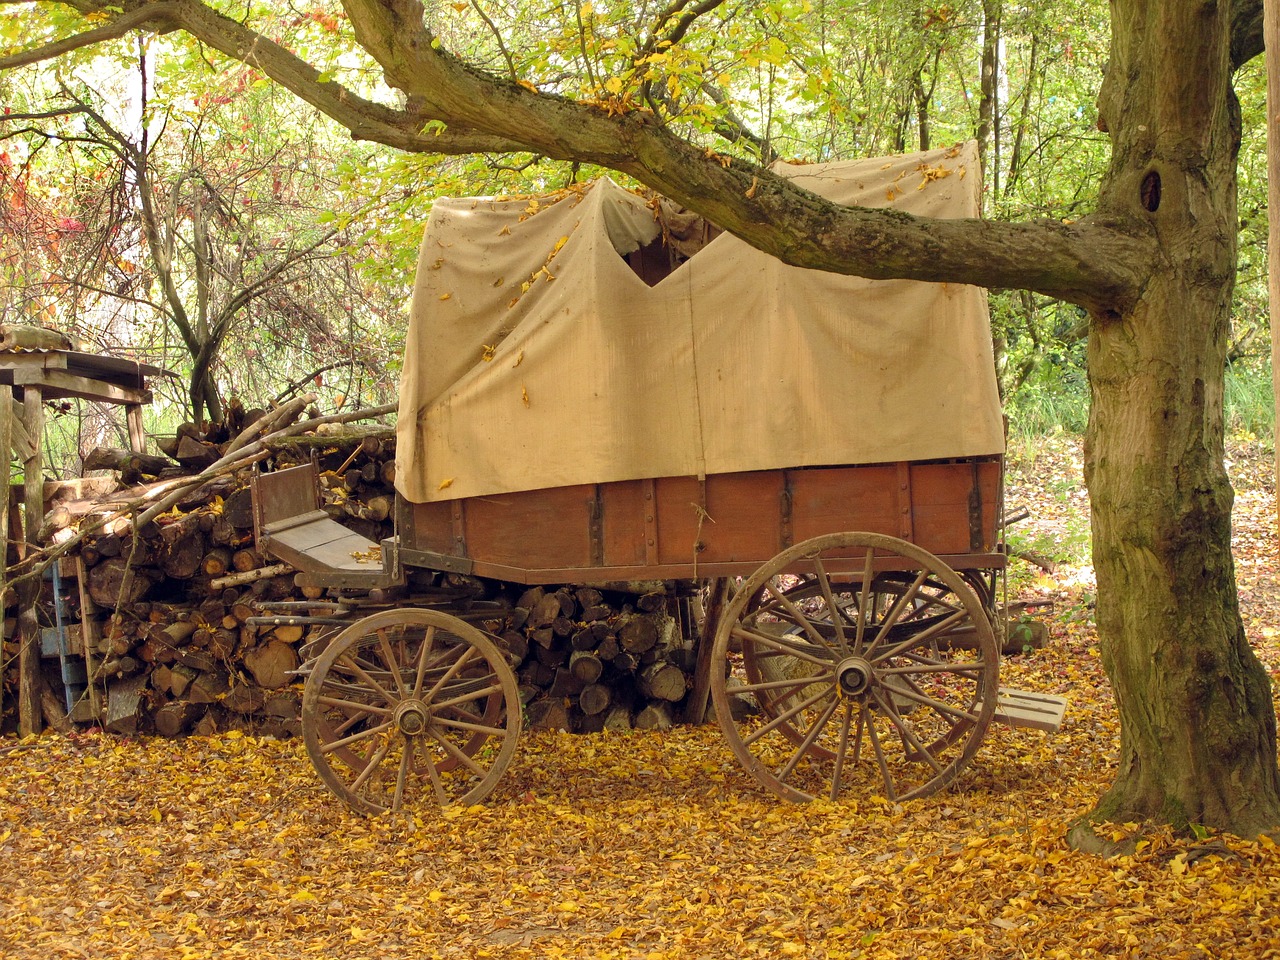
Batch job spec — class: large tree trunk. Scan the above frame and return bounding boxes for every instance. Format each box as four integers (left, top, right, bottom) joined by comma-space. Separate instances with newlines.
1073, 0, 1280, 844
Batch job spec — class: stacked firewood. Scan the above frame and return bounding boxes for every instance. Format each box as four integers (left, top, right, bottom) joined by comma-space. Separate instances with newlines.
489, 583, 696, 734
35, 420, 401, 738
30, 424, 701, 738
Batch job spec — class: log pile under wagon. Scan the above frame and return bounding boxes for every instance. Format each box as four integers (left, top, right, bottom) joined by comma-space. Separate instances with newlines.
19, 428, 702, 738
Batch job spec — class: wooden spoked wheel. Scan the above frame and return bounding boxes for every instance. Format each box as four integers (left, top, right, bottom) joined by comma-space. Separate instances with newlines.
711, 533, 999, 803
301, 608, 521, 814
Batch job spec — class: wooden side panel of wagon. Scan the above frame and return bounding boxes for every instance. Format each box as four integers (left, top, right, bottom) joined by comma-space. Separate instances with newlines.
398, 456, 1003, 585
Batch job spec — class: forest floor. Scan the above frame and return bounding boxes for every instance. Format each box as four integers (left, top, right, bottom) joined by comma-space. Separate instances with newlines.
2, 437, 1280, 959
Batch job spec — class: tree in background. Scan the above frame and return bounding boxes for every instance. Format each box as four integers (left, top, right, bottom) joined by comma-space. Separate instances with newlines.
2, 0, 1276, 845
0, 34, 404, 438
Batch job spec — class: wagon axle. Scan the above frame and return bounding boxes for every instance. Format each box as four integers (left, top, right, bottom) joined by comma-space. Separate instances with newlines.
836, 657, 874, 697
393, 700, 430, 736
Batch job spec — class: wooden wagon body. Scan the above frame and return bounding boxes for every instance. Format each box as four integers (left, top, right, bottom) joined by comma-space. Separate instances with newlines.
397, 458, 1003, 584
258, 455, 1003, 592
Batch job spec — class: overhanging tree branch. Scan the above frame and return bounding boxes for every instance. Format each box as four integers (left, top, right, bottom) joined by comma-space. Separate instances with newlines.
0, 0, 522, 154
4, 0, 1152, 314
0, 2, 161, 67
1231, 0, 1263, 70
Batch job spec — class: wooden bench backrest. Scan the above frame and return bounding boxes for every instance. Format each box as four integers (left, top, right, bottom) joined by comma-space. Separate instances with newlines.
251, 462, 321, 542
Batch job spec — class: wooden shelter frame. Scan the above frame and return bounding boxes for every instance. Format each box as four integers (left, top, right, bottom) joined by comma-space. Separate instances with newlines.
0, 349, 169, 735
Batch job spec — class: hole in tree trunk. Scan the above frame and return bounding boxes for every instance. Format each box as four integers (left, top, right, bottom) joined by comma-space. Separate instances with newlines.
1141, 171, 1162, 212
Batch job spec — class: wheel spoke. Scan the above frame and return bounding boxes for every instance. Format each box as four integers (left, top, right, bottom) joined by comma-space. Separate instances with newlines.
337, 654, 398, 705
869, 608, 971, 664
777, 697, 841, 783
393, 737, 414, 811
732, 674, 834, 697
423, 743, 450, 806
754, 678, 831, 721
320, 720, 395, 755
316, 695, 393, 718
330, 710, 366, 737
863, 706, 898, 800
742, 685, 834, 748
429, 729, 489, 778
829, 701, 854, 800
349, 736, 393, 793
853, 548, 876, 653
411, 625, 437, 697
881, 658, 988, 677
881, 677, 980, 725
763, 580, 841, 658
432, 682, 504, 715
810, 558, 851, 654
863, 569, 929, 658
376, 627, 410, 698
422, 645, 479, 703
872, 688, 945, 776
433, 715, 509, 737
733, 625, 832, 668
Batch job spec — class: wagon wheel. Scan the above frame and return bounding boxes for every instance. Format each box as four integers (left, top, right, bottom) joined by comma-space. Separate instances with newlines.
711, 532, 999, 802
301, 608, 522, 814
738, 566, 989, 759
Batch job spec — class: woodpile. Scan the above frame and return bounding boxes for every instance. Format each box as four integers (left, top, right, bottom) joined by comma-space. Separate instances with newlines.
16, 417, 703, 739
484, 582, 697, 734
31, 424, 400, 738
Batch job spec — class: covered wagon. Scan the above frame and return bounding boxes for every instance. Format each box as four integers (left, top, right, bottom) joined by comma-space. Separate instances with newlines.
253, 141, 1064, 813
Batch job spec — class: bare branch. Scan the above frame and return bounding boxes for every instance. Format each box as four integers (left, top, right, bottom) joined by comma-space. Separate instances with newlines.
0, 105, 91, 123
3, 0, 522, 154
471, 0, 516, 80
634, 0, 727, 62
273, 360, 364, 405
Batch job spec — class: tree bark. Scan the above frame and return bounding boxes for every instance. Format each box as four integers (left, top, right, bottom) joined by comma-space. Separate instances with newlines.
1267, 0, 1280, 533
977, 0, 1001, 200
1071, 0, 1280, 843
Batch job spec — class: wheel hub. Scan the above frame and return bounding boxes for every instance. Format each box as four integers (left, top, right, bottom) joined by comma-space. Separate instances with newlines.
835, 657, 873, 697
394, 699, 430, 736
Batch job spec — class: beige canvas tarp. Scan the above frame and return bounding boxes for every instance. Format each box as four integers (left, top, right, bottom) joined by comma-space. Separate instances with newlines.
396, 141, 1003, 504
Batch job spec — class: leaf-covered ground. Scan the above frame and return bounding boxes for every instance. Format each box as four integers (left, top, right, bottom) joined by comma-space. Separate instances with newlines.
4, 439, 1280, 960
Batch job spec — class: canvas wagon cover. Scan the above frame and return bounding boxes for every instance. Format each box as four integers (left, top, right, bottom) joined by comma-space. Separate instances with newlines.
396, 141, 1003, 504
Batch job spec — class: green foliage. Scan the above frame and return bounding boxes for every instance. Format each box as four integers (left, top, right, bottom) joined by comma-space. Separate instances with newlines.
1004, 500, 1091, 570
1, 29, 408, 448
1005, 366, 1090, 439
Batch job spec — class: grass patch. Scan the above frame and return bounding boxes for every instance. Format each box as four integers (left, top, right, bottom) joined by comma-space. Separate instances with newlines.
1224, 363, 1274, 441
1006, 362, 1273, 444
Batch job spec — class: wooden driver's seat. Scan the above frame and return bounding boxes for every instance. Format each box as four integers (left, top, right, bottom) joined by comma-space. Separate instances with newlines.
251, 461, 401, 590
